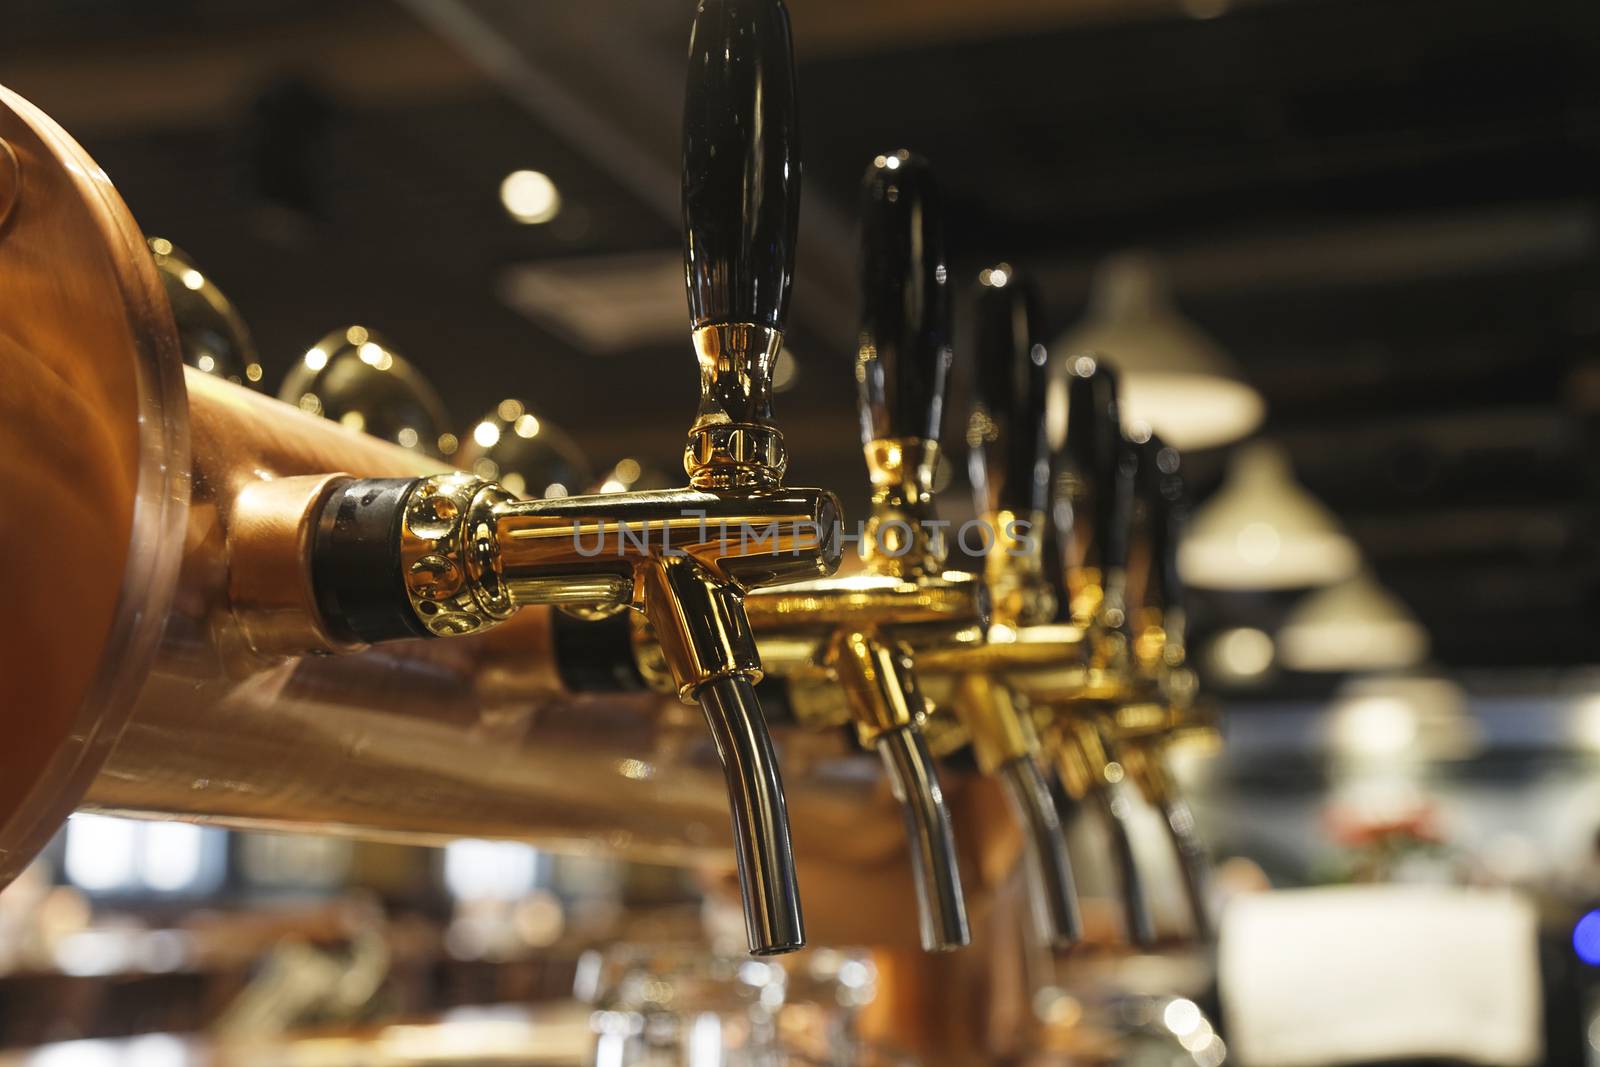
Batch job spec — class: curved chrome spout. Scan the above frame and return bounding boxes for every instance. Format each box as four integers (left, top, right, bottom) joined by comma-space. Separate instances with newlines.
826, 622, 972, 952
996, 756, 1082, 948
1091, 781, 1156, 948
697, 674, 805, 955
877, 725, 970, 952
1157, 789, 1213, 941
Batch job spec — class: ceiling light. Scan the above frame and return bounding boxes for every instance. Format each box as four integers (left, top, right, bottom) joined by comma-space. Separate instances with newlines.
1206, 626, 1276, 685
1279, 572, 1430, 672
1568, 695, 1600, 753
1180, 440, 1361, 590
1326, 674, 1475, 763
773, 347, 799, 392
1054, 252, 1264, 450
500, 169, 561, 225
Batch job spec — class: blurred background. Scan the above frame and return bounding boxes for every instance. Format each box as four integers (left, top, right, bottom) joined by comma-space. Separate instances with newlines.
3, 0, 1599, 1063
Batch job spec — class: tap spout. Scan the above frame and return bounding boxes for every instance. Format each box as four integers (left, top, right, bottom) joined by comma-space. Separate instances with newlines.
1091, 777, 1156, 948
996, 755, 1083, 948
876, 724, 970, 952
831, 626, 971, 952
697, 673, 805, 955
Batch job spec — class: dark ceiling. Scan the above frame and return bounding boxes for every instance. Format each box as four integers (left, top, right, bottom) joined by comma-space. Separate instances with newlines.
4, 0, 1597, 678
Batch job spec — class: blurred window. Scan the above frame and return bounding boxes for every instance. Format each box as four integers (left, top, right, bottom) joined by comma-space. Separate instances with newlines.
63, 815, 226, 897
442, 839, 543, 901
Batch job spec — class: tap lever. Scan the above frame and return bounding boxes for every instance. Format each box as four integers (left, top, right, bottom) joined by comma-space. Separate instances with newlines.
683, 0, 801, 490
858, 152, 953, 449
1052, 364, 1138, 635
970, 268, 1051, 526
1128, 435, 1212, 941
970, 268, 1054, 625
1136, 433, 1188, 645
857, 152, 955, 576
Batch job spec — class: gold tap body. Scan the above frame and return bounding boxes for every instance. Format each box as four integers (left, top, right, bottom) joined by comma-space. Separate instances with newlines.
738, 431, 978, 952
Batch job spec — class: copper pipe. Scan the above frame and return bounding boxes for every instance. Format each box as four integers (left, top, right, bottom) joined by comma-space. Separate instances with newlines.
0, 87, 913, 935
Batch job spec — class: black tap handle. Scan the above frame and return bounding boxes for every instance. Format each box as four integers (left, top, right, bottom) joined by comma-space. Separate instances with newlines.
683, 0, 801, 333
1108, 433, 1141, 582
857, 152, 953, 447
1053, 362, 1135, 578
1138, 434, 1188, 622
970, 267, 1050, 517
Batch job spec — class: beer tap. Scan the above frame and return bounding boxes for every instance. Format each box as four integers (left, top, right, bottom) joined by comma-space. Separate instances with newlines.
740, 151, 974, 953
1115, 433, 1216, 941
951, 266, 1084, 948
306, 0, 840, 957
1039, 361, 1157, 947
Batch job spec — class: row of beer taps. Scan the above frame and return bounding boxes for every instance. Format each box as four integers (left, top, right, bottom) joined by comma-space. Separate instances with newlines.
148, 0, 1219, 962
739, 147, 1217, 956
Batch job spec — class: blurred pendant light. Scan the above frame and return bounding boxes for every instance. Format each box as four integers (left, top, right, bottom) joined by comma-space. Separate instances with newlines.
1054, 252, 1263, 450
1180, 441, 1360, 590
1327, 673, 1476, 764
1279, 572, 1429, 673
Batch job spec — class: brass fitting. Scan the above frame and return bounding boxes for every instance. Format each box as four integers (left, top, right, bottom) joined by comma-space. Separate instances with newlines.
685, 323, 787, 492
393, 473, 839, 700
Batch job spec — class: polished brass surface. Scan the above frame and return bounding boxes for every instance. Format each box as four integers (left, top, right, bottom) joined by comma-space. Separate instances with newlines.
685, 322, 787, 491
280, 325, 452, 458
949, 672, 1037, 776
70, 374, 917, 932
0, 85, 188, 886
738, 568, 980, 953
860, 436, 945, 577
745, 572, 987, 650
456, 399, 593, 499
832, 629, 926, 743
381, 440, 840, 956
983, 507, 1057, 626
394, 474, 840, 694
737, 537, 981, 952
148, 237, 263, 387
326, 0, 837, 952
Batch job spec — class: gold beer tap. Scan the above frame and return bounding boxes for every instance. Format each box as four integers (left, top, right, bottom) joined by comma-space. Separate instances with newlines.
304, 0, 841, 957
1034, 360, 1160, 947
945, 266, 1086, 948
739, 152, 974, 953
1113, 432, 1217, 942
